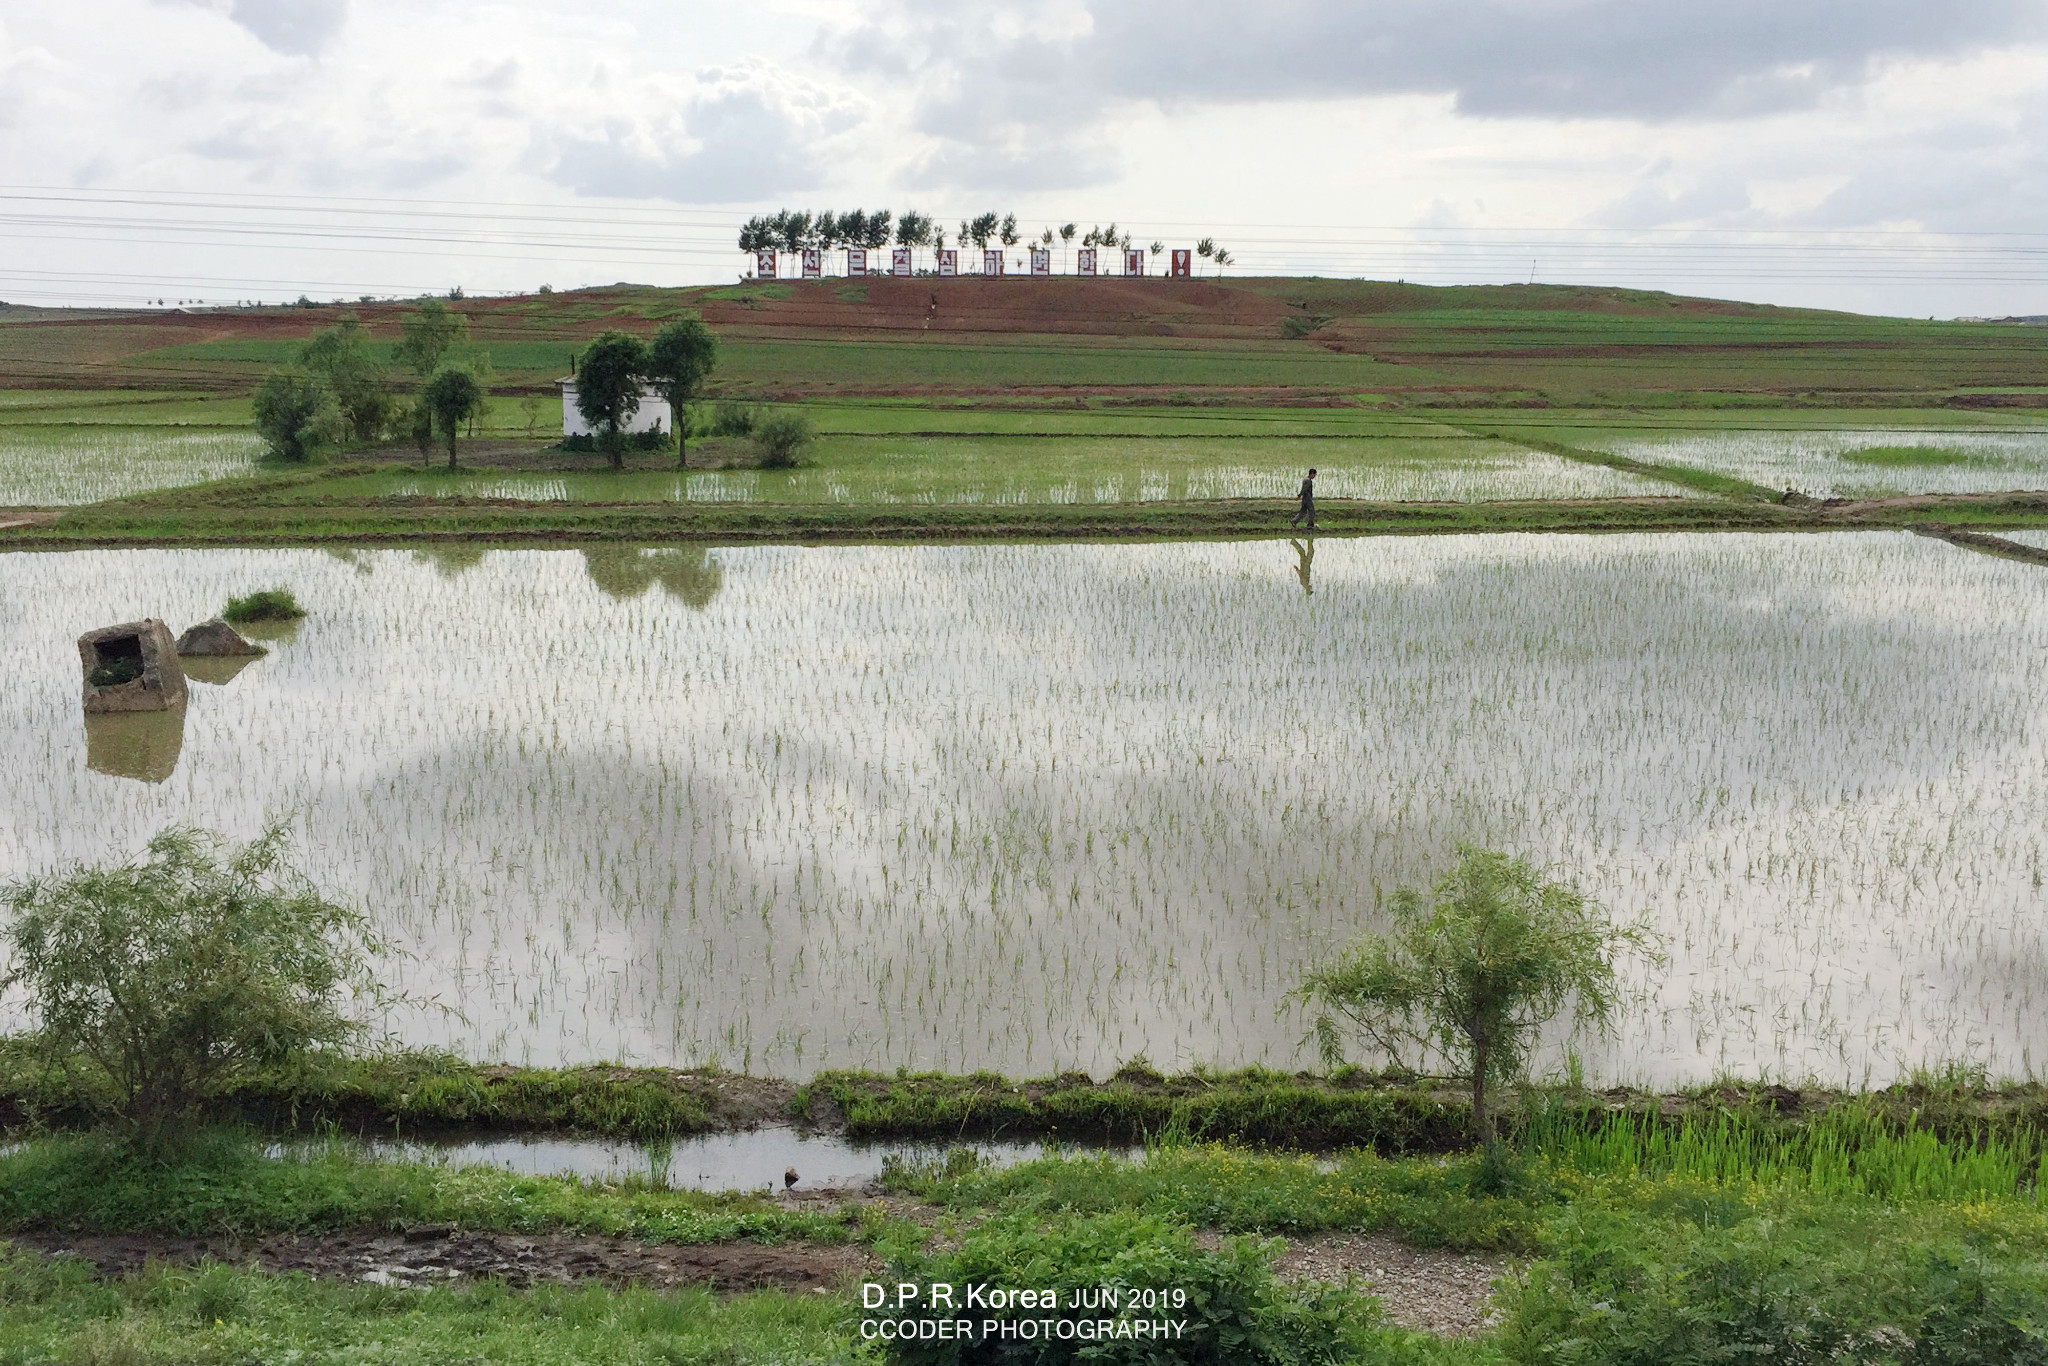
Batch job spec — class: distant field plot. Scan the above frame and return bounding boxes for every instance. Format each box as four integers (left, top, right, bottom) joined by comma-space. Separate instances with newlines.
308, 436, 1690, 505
1544, 428, 2048, 497
0, 390, 250, 427
129, 332, 1428, 392
1464, 408, 2048, 435
0, 426, 263, 505
791, 401, 1447, 438
712, 336, 1426, 391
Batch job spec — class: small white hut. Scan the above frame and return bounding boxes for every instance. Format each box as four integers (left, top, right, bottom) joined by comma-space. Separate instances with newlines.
558, 377, 673, 438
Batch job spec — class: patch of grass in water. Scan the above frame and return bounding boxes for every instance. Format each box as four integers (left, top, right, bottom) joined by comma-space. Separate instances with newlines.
222, 589, 305, 624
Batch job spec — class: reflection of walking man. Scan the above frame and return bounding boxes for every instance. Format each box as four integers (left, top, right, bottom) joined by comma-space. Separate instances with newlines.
1291, 538, 1314, 596
1290, 467, 1317, 529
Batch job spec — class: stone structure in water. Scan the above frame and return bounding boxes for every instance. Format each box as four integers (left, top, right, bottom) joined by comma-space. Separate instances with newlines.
77, 619, 187, 713
175, 618, 265, 657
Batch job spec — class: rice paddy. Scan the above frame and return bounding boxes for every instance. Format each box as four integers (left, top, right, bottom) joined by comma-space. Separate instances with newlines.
0, 426, 263, 505
4, 532, 2045, 1088
1548, 426, 2048, 498
333, 437, 1682, 505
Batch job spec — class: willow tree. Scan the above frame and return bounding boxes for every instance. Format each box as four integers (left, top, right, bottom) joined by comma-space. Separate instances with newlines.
1295, 845, 1659, 1158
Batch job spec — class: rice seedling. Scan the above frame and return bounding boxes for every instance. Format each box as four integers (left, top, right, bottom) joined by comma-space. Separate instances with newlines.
2, 530, 2045, 1088
1562, 427, 2048, 498
0, 426, 263, 505
1527, 1103, 2040, 1201
309, 437, 1686, 506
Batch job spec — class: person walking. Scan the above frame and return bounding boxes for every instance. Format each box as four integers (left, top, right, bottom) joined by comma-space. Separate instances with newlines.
1290, 467, 1317, 529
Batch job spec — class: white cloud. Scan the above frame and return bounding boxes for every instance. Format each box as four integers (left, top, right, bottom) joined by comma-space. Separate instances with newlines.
228, 0, 348, 56
3, 1, 2048, 313
543, 60, 860, 203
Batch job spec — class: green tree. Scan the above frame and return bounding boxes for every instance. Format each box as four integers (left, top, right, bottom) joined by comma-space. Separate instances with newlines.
393, 298, 470, 379
574, 330, 651, 469
251, 368, 341, 462
420, 367, 485, 468
646, 316, 718, 468
0, 826, 379, 1146
1294, 845, 1659, 1157
296, 314, 388, 443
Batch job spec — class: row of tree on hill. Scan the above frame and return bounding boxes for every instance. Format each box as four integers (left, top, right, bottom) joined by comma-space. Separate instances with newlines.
736, 209, 1231, 273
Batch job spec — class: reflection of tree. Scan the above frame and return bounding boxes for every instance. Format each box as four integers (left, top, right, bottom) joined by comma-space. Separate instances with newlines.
412, 544, 489, 579
581, 546, 724, 609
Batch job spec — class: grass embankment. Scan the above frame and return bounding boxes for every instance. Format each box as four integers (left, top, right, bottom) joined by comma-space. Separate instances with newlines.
0, 1257, 850, 1366
3, 1105, 2047, 1362
0, 1132, 858, 1245
13, 1044, 2048, 1158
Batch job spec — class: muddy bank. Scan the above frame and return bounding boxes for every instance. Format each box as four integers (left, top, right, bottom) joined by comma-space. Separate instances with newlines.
5, 1227, 875, 1294
4, 1225, 1511, 1335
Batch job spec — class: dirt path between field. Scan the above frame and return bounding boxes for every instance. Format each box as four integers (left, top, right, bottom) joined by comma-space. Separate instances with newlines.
8, 1222, 1511, 1337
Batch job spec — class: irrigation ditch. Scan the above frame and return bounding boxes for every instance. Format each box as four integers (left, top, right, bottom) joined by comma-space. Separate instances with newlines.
7, 1053, 2044, 1156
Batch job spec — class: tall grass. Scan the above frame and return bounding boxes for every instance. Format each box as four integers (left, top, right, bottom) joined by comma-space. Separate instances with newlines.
1528, 1103, 2041, 1202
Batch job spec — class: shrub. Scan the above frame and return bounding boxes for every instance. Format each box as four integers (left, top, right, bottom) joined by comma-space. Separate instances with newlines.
87, 657, 142, 688
709, 400, 761, 437
1280, 313, 1333, 339
870, 1211, 1394, 1365
560, 430, 671, 454
0, 826, 380, 1146
1500, 1211, 2048, 1365
755, 413, 815, 469
251, 368, 341, 462
222, 589, 305, 624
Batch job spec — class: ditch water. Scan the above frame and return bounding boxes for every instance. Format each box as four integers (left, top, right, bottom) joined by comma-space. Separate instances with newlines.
275, 1129, 1082, 1192
5, 533, 2048, 1086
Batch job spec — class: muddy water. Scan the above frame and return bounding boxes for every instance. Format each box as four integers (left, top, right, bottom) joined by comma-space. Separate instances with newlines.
295, 1129, 1088, 1192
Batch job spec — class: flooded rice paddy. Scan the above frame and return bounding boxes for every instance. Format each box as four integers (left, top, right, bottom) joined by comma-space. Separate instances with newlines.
4, 533, 2047, 1087
0, 427, 262, 505
357, 438, 1680, 505
1575, 427, 2048, 498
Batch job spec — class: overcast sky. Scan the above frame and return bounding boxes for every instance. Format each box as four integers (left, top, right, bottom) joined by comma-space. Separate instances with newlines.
3, 0, 2047, 314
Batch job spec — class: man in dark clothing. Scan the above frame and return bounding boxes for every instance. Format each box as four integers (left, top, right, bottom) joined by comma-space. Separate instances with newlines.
1290, 467, 1317, 529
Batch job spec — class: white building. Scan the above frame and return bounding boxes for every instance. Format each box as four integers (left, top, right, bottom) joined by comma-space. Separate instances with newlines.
558, 378, 673, 438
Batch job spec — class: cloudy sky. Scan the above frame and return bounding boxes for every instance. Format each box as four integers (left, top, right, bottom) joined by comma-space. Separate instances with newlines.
2, 0, 2046, 314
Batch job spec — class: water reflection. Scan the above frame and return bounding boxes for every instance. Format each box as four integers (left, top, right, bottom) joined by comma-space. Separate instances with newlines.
236, 618, 301, 644
412, 545, 490, 579
581, 545, 723, 608
1291, 538, 1315, 596
84, 703, 186, 783
181, 655, 258, 686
